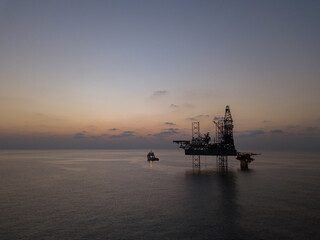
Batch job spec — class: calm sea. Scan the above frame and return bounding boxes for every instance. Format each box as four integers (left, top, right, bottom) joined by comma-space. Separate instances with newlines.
0, 149, 319, 239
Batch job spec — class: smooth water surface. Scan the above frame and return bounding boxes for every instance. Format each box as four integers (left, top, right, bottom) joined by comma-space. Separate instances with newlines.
0, 150, 319, 239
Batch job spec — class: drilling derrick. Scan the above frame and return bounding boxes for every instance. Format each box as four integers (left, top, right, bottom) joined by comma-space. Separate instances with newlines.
192, 122, 200, 139
223, 106, 234, 146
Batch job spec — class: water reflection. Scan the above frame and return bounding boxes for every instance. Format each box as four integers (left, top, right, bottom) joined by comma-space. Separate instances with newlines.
185, 168, 229, 176
182, 168, 246, 239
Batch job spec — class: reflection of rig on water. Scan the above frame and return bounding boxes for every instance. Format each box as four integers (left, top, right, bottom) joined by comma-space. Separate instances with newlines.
174, 106, 259, 170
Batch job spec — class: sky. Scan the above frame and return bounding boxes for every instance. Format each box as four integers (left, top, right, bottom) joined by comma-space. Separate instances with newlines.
0, 0, 319, 150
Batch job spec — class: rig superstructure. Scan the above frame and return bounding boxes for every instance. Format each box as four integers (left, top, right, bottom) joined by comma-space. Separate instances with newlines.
174, 106, 258, 169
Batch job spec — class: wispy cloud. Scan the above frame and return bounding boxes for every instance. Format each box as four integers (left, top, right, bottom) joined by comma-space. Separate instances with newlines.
187, 114, 210, 121
170, 103, 193, 109
151, 90, 168, 98
89, 134, 109, 139
270, 129, 284, 134
164, 122, 176, 126
152, 128, 180, 137
110, 131, 135, 138
237, 130, 265, 137
170, 104, 179, 108
303, 127, 317, 132
73, 131, 87, 139
109, 128, 119, 131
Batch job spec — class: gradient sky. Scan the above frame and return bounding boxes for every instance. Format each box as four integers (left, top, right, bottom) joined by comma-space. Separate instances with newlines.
0, 0, 319, 150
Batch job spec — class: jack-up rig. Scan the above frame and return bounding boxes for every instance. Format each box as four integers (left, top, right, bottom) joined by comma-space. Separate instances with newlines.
173, 106, 259, 170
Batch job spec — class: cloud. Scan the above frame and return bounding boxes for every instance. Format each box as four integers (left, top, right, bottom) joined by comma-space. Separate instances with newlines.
110, 131, 135, 138
237, 130, 265, 137
121, 131, 135, 136
151, 90, 168, 98
153, 128, 180, 137
263, 120, 271, 123
187, 114, 210, 121
270, 129, 284, 134
286, 125, 298, 129
85, 133, 110, 140
90, 134, 109, 139
170, 103, 194, 109
303, 127, 317, 132
73, 131, 87, 139
109, 128, 119, 131
170, 104, 179, 108
74, 130, 137, 140
248, 130, 265, 135
164, 122, 176, 126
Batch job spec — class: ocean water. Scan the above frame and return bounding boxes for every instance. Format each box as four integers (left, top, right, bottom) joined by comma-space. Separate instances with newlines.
0, 149, 319, 240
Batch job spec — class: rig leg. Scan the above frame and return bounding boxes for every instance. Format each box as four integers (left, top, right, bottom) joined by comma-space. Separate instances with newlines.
192, 155, 200, 169
216, 155, 228, 169
240, 160, 249, 170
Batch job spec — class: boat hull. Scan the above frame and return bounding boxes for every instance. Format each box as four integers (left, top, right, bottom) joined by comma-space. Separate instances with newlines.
147, 158, 159, 161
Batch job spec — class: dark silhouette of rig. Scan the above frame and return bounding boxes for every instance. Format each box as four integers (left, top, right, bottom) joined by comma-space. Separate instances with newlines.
174, 106, 259, 170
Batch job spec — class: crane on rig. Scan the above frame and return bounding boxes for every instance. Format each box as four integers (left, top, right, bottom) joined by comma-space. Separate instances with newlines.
173, 106, 259, 169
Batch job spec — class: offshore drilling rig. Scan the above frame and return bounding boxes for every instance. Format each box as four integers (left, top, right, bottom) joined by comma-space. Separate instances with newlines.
173, 106, 259, 170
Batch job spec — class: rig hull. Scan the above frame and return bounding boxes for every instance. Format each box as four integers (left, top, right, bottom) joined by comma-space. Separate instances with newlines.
184, 148, 237, 156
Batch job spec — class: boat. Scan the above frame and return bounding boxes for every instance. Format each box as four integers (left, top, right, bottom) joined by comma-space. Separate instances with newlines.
147, 151, 159, 161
